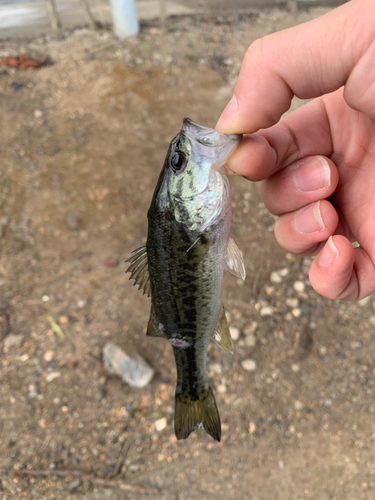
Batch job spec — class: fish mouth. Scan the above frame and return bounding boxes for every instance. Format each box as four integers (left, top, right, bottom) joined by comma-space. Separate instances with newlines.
181, 118, 242, 162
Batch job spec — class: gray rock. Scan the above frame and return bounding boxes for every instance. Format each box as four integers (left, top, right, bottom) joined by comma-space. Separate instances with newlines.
4, 334, 24, 349
103, 342, 154, 388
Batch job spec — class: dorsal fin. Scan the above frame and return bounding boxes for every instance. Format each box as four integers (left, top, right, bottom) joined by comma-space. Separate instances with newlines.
224, 237, 246, 281
125, 246, 151, 297
146, 305, 167, 338
212, 307, 233, 354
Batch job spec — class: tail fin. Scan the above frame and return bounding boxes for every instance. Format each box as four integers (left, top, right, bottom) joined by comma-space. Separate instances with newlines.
174, 386, 221, 442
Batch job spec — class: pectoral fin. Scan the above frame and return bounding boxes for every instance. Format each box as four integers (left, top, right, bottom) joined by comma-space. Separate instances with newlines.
125, 245, 151, 297
225, 237, 246, 281
212, 307, 233, 354
146, 305, 167, 338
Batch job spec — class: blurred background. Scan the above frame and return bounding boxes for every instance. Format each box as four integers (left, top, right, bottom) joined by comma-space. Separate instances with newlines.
3, 1, 375, 500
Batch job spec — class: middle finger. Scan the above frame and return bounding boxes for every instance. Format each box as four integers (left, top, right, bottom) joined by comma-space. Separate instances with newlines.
260, 155, 339, 215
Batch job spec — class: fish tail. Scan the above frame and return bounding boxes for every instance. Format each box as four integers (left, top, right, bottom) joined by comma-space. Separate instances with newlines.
174, 386, 221, 442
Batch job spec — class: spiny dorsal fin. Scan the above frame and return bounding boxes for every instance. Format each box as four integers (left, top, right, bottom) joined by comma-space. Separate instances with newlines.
146, 305, 167, 338
224, 236, 246, 281
125, 246, 151, 297
212, 307, 233, 354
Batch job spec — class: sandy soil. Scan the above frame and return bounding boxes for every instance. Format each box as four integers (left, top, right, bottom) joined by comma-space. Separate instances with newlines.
1, 7, 375, 500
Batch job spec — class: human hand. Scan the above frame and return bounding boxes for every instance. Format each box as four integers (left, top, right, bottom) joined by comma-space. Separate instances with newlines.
216, 0, 375, 301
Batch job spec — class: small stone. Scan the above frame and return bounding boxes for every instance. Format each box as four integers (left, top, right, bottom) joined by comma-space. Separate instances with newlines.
291, 363, 300, 373
229, 326, 240, 341
217, 384, 226, 393
301, 303, 312, 316
319, 346, 327, 356
292, 308, 302, 318
44, 350, 54, 362
260, 306, 274, 317
294, 399, 304, 411
293, 281, 305, 293
94, 388, 106, 402
34, 109, 43, 118
270, 271, 282, 283
322, 398, 332, 407
28, 383, 38, 398
248, 421, 256, 434
154, 417, 167, 432
59, 315, 69, 324
4, 334, 25, 349
369, 316, 375, 326
45, 372, 61, 382
264, 286, 274, 296
278, 460, 284, 470
42, 295, 49, 302
358, 296, 370, 307
0, 216, 9, 238
245, 334, 256, 348
68, 478, 81, 491
243, 322, 258, 335
278, 268, 289, 277
208, 363, 222, 375
241, 359, 257, 372
286, 298, 299, 308
66, 212, 81, 230
103, 342, 154, 388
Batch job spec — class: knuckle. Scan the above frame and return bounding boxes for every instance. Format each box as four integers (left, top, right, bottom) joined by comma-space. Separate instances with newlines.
243, 38, 266, 70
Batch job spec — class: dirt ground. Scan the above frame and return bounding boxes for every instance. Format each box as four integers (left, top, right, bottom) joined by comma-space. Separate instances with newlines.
1, 6, 375, 500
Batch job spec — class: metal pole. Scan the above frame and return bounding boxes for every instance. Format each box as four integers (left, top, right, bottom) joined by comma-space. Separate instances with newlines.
159, 0, 167, 33
109, 0, 139, 38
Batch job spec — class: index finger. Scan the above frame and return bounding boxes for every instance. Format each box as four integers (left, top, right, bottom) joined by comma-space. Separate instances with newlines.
228, 94, 332, 181
216, 0, 375, 135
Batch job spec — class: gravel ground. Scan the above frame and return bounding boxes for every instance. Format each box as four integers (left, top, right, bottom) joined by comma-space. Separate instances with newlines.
1, 6, 375, 500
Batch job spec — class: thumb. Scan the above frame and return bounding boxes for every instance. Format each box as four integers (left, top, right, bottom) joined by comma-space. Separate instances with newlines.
216, 0, 375, 134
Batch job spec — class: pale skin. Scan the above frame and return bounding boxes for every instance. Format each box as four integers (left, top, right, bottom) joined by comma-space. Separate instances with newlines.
216, 0, 375, 302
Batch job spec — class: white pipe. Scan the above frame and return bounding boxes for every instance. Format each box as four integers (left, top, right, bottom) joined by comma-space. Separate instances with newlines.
109, 0, 139, 38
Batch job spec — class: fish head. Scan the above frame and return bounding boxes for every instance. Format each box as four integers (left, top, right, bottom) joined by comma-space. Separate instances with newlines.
164, 118, 242, 231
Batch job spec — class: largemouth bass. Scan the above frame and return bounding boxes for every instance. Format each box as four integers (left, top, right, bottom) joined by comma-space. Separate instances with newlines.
126, 118, 245, 442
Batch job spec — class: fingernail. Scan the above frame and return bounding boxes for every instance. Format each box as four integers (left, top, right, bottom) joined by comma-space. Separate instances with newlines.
293, 201, 325, 234
319, 236, 339, 267
292, 156, 331, 192
216, 95, 238, 130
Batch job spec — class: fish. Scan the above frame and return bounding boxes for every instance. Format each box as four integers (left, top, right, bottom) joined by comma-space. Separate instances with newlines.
126, 118, 245, 442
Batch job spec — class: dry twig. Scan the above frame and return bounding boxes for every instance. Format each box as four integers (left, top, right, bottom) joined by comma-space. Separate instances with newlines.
111, 439, 132, 478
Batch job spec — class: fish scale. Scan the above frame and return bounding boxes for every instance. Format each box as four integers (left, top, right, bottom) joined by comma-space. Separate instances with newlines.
126, 118, 245, 441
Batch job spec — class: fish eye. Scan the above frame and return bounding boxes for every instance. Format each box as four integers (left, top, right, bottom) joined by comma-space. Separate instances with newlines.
170, 152, 186, 172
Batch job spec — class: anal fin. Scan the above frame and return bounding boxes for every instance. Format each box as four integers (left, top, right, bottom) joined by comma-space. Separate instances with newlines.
212, 307, 233, 354
146, 305, 167, 338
